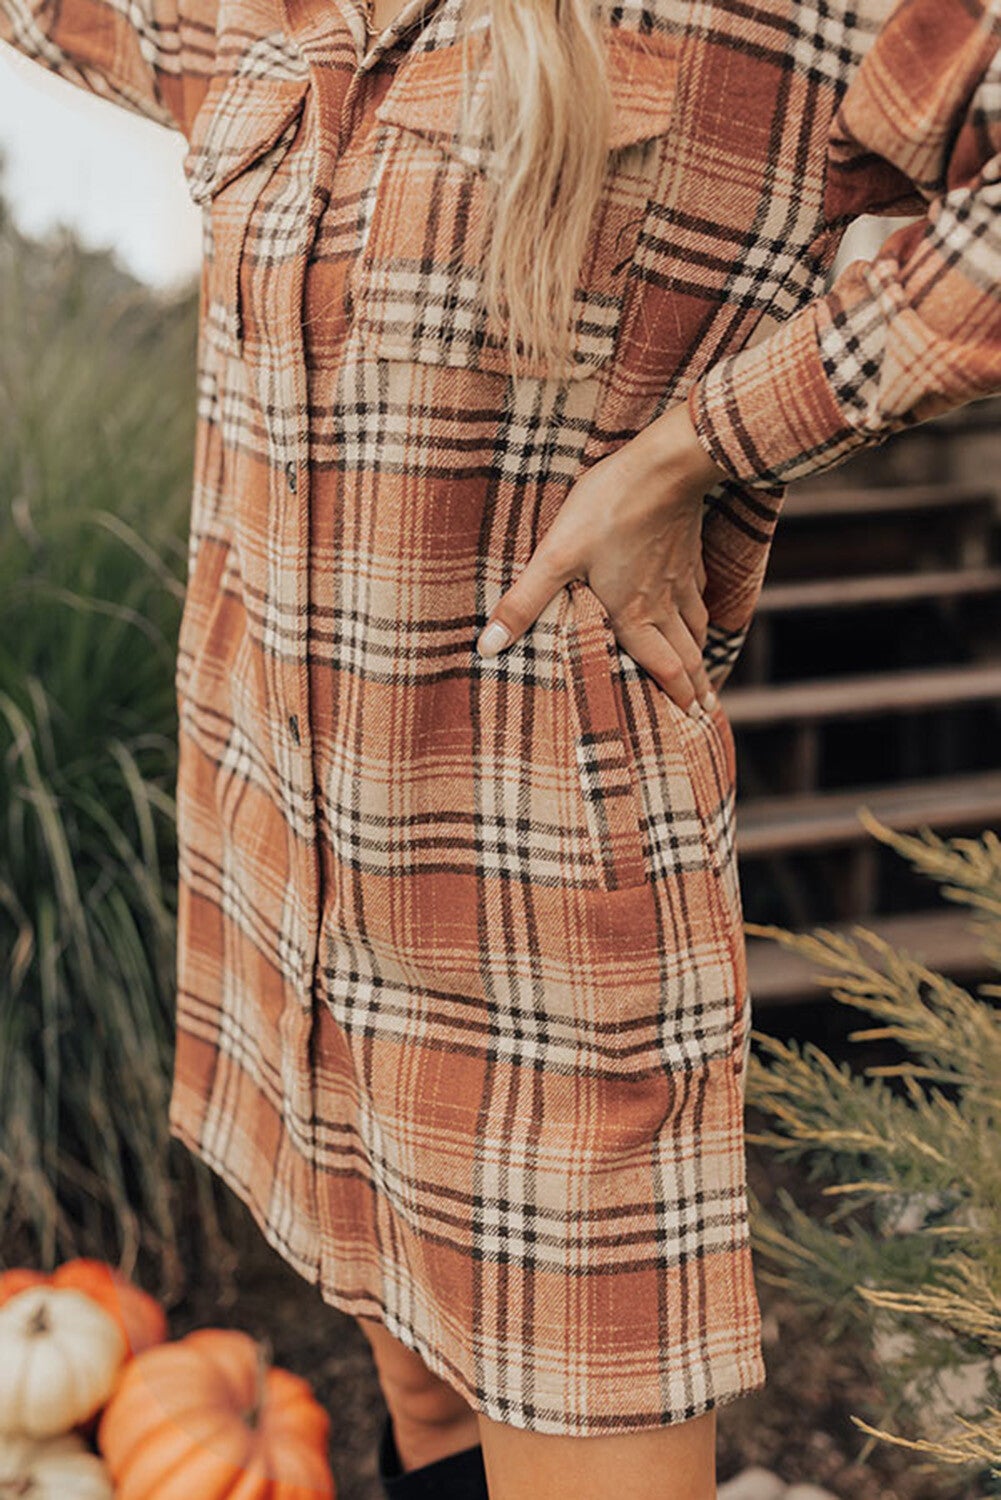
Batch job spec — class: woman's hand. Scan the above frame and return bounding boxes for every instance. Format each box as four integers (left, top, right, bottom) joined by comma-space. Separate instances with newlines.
475, 401, 731, 716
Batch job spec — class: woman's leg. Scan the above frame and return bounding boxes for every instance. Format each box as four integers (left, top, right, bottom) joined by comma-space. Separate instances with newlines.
357, 1317, 483, 1472
358, 1315, 717, 1496
475, 1407, 718, 1500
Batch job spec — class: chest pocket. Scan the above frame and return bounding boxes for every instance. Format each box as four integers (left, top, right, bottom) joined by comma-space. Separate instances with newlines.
349, 25, 680, 382
183, 43, 310, 355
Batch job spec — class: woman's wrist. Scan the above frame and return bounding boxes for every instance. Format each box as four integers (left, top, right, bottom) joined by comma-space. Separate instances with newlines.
638, 398, 732, 494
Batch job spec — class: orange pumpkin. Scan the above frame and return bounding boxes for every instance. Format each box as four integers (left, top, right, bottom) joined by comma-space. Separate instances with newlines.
0, 1259, 167, 1359
97, 1328, 335, 1498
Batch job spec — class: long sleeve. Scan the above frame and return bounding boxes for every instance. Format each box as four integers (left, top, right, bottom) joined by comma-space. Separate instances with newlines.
0, 0, 217, 136
687, 0, 1001, 488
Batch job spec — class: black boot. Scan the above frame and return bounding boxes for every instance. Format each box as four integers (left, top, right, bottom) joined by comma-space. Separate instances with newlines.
377, 1412, 490, 1498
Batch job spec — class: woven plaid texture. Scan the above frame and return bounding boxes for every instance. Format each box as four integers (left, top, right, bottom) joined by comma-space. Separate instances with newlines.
4, 0, 999, 1436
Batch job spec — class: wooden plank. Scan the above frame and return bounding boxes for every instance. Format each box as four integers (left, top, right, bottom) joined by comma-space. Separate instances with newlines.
736, 769, 1001, 856
931, 399, 1001, 433
783, 483, 995, 519
754, 565, 1001, 614
723, 661, 1001, 727
746, 907, 991, 1006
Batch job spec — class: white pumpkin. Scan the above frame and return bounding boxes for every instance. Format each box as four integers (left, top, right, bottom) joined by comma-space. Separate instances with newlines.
0, 1287, 126, 1436
0, 1430, 114, 1498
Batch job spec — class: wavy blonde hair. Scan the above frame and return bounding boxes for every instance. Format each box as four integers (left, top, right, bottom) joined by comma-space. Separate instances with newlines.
453, 0, 614, 376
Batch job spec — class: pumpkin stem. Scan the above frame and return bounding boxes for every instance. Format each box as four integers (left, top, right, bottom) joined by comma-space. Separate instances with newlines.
26, 1304, 48, 1336
245, 1336, 272, 1429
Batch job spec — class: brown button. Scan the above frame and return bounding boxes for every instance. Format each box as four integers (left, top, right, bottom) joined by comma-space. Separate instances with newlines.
288, 714, 301, 745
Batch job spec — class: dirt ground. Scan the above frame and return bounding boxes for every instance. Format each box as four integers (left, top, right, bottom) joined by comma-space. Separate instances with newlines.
161, 1095, 989, 1500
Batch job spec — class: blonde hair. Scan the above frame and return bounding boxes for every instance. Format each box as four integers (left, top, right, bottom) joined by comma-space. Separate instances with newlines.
454, 0, 613, 377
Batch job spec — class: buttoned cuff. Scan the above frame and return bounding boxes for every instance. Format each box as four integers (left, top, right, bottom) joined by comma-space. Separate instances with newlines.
686, 297, 870, 490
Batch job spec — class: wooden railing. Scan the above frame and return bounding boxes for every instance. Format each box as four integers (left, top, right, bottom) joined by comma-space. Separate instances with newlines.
725, 397, 1001, 1006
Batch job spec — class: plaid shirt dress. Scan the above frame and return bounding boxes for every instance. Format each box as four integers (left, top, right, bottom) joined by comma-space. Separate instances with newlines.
4, 0, 1000, 1436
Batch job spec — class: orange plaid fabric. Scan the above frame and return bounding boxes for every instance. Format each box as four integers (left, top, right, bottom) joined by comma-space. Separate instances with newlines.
3, 0, 998, 1436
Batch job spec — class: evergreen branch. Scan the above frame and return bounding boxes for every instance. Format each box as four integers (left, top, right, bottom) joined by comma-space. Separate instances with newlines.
744, 918, 1001, 1099
746, 1038, 986, 1200
856, 1258, 1001, 1346
819, 1179, 915, 1196
855, 809, 1001, 916
848, 1406, 1001, 1478
745, 816, 1001, 1479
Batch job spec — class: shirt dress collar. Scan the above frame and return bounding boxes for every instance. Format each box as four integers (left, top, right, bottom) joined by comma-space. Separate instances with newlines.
328, 0, 473, 72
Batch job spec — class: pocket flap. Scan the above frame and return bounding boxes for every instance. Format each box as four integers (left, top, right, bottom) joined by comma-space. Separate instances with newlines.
183, 68, 310, 204
603, 28, 680, 149
375, 25, 679, 164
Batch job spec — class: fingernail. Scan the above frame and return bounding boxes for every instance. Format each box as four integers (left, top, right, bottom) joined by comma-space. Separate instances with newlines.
703, 689, 718, 710
477, 621, 512, 658
686, 699, 702, 719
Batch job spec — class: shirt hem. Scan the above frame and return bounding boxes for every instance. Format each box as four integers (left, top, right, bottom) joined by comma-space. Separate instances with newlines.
169, 1114, 769, 1439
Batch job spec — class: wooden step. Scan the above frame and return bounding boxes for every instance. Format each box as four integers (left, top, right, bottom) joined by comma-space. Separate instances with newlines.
932, 399, 1001, 433
723, 661, 1001, 728
755, 565, 1001, 615
746, 906, 991, 1006
784, 482, 996, 519
735, 768, 1001, 857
